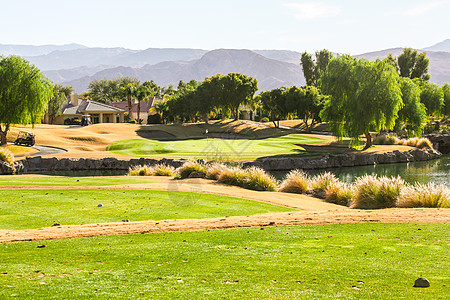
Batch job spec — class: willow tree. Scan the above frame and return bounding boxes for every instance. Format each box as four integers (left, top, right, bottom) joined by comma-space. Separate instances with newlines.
319, 55, 403, 149
396, 78, 426, 137
0, 56, 53, 145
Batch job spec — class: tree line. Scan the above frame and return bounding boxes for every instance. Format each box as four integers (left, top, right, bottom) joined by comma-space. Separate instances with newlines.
1, 47, 450, 148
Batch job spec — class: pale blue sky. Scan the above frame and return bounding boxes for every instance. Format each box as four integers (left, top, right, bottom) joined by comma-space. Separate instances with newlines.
0, 0, 448, 54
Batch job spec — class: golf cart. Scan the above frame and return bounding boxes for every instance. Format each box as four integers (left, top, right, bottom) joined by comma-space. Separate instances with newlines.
14, 131, 35, 147
81, 115, 92, 126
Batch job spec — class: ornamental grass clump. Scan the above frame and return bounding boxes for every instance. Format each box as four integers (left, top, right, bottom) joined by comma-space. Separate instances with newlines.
325, 181, 353, 206
397, 183, 450, 208
128, 164, 175, 176
279, 169, 309, 194
373, 134, 400, 145
310, 172, 338, 191
128, 165, 152, 176
152, 163, 176, 176
399, 137, 433, 149
206, 162, 229, 180
217, 166, 247, 187
242, 166, 278, 192
352, 175, 405, 209
177, 160, 207, 179
0, 147, 15, 165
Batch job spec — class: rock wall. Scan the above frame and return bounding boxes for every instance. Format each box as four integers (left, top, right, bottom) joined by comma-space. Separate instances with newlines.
10, 148, 440, 174
243, 148, 441, 171
425, 134, 450, 154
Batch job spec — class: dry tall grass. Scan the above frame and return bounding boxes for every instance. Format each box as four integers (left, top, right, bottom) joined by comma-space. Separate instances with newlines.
128, 164, 176, 176
205, 162, 229, 180
352, 175, 405, 209
217, 166, 278, 191
398, 183, 450, 208
177, 160, 207, 179
0, 147, 15, 173
325, 181, 353, 206
310, 172, 338, 191
279, 170, 309, 194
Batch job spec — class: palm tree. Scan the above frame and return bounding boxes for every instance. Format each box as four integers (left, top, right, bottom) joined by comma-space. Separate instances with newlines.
120, 82, 138, 121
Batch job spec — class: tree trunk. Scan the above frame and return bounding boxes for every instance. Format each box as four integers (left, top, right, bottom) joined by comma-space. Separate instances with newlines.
127, 96, 132, 120
202, 113, 209, 124
0, 124, 9, 146
364, 131, 372, 149
137, 100, 141, 124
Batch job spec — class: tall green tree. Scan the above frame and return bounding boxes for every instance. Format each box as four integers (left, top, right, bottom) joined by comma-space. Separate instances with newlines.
396, 78, 426, 137
48, 84, 73, 124
257, 87, 288, 128
320, 56, 403, 148
442, 83, 450, 117
300, 49, 333, 87
418, 80, 444, 116
0, 56, 53, 145
286, 86, 326, 133
120, 82, 139, 119
397, 48, 430, 81
220, 73, 258, 120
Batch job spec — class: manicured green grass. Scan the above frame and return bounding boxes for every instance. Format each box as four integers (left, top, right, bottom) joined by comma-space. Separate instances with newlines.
0, 189, 293, 230
0, 176, 157, 187
107, 134, 326, 160
0, 223, 448, 299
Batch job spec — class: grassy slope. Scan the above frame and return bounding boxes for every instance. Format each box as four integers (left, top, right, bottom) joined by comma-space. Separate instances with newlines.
0, 223, 448, 299
107, 134, 326, 160
0, 189, 293, 230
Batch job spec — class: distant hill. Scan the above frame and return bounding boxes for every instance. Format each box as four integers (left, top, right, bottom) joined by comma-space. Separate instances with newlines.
0, 43, 86, 57
423, 39, 450, 52
62, 49, 305, 93
357, 48, 450, 86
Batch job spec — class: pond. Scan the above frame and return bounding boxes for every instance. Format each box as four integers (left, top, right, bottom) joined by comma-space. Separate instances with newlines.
272, 155, 450, 186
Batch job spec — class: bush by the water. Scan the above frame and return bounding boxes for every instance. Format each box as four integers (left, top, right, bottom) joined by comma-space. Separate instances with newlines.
352, 175, 405, 209
373, 134, 433, 149
0, 147, 15, 173
205, 162, 229, 180
177, 160, 207, 179
310, 172, 338, 191
279, 169, 309, 194
128, 164, 175, 177
217, 166, 278, 191
398, 183, 450, 208
324, 181, 353, 206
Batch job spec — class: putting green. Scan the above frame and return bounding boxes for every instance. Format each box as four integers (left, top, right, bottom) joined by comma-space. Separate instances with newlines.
107, 134, 326, 160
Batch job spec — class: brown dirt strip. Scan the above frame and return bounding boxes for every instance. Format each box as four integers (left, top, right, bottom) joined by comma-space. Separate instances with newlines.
1, 209, 448, 243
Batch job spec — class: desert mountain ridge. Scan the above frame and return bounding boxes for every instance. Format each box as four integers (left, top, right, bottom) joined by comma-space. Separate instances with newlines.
1, 40, 449, 93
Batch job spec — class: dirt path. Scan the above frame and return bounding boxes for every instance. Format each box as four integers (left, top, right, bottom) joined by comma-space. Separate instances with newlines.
1, 209, 448, 243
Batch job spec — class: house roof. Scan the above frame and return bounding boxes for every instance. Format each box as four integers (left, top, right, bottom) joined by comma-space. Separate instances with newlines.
62, 100, 125, 115
110, 97, 162, 113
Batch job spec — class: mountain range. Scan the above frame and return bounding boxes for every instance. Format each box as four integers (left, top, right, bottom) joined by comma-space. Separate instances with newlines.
1, 40, 449, 93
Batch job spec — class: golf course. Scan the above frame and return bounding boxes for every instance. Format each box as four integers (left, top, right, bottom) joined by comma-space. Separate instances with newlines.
1, 121, 449, 299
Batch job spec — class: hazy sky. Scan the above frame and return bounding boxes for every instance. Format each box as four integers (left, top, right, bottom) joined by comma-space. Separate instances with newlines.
1, 0, 449, 54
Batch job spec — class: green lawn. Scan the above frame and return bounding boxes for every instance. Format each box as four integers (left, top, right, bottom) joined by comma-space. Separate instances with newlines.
0, 189, 293, 230
0, 223, 448, 299
0, 176, 157, 187
107, 134, 326, 160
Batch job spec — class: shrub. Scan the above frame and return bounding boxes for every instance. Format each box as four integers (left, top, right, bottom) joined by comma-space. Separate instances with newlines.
217, 166, 247, 186
260, 117, 270, 123
0, 147, 15, 172
243, 167, 278, 192
206, 162, 229, 180
325, 181, 353, 206
398, 137, 433, 149
373, 134, 399, 145
310, 172, 338, 191
64, 117, 81, 125
128, 164, 175, 176
352, 175, 405, 209
152, 164, 176, 176
177, 160, 207, 179
397, 183, 450, 208
279, 169, 309, 194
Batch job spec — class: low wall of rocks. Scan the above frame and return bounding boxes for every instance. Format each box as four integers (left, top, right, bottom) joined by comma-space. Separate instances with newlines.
243, 148, 441, 171
5, 148, 439, 174
425, 134, 450, 154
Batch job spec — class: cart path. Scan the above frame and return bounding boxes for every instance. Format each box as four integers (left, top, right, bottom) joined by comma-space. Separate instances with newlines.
1, 208, 448, 243
31, 145, 67, 156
